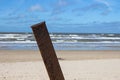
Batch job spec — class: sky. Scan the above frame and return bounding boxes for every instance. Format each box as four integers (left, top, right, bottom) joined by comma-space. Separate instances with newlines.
0, 0, 120, 33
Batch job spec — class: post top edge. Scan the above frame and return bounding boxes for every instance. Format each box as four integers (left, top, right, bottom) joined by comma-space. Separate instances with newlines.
31, 21, 46, 29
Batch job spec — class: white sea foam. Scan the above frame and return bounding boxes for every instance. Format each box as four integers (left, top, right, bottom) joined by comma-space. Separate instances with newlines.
0, 41, 36, 43
0, 33, 120, 50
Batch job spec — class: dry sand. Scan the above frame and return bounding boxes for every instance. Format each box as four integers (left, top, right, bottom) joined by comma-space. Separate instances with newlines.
0, 50, 120, 80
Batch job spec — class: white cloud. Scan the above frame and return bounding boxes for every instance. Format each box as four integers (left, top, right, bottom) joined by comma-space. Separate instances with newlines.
96, 0, 112, 15
29, 4, 44, 12
58, 0, 67, 7
95, 0, 112, 11
73, 0, 112, 16
51, 0, 68, 15
96, 0, 110, 6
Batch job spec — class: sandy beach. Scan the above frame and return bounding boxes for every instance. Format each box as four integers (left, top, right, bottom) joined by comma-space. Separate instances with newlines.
0, 50, 120, 80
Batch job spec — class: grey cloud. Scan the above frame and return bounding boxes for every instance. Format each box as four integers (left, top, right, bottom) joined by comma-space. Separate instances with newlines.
101, 9, 111, 15
48, 21, 120, 33
4, 19, 43, 25
1, 14, 40, 21
51, 9, 66, 15
1, 16, 25, 20
49, 21, 120, 26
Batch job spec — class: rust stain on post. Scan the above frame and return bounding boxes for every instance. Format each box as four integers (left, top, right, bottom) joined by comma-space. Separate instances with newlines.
31, 22, 65, 80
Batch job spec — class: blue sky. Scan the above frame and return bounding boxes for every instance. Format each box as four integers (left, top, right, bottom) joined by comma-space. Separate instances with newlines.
0, 0, 120, 33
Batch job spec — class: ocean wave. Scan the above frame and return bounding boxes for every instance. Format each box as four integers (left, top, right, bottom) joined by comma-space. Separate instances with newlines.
0, 33, 120, 50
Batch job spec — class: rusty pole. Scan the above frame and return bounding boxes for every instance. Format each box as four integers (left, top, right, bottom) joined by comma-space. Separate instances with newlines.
31, 22, 65, 80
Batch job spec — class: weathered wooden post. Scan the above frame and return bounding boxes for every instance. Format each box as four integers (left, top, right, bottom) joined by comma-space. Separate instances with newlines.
31, 22, 65, 80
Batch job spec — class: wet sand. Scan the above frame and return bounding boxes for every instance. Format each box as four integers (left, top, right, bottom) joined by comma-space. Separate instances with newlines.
0, 50, 120, 62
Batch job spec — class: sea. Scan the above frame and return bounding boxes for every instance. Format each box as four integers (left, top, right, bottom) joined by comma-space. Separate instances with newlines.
0, 32, 120, 50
